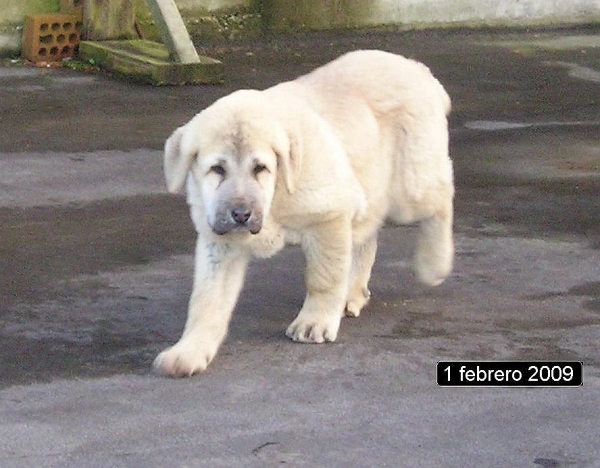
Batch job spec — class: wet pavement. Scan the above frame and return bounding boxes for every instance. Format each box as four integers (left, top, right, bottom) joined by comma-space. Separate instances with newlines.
1, 28, 600, 467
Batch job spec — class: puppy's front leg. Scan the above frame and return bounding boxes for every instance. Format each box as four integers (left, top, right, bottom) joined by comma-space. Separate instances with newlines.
154, 237, 249, 377
286, 215, 352, 343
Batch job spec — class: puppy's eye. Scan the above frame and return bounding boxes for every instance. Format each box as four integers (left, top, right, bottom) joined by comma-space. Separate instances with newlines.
253, 164, 268, 176
210, 165, 226, 177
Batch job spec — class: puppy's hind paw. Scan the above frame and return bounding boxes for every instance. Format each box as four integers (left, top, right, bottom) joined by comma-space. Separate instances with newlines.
345, 287, 371, 318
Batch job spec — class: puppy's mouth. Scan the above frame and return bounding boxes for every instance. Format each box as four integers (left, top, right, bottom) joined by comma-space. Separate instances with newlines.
213, 224, 262, 236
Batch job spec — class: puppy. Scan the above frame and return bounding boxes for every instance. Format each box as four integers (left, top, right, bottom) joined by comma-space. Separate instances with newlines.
154, 50, 454, 377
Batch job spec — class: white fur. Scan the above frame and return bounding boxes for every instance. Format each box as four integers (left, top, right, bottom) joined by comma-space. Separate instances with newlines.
154, 50, 454, 377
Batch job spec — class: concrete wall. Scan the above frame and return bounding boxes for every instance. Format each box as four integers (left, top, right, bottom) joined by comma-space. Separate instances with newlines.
1, 0, 60, 56
2, 0, 600, 56
262, 0, 600, 30
0, 0, 255, 56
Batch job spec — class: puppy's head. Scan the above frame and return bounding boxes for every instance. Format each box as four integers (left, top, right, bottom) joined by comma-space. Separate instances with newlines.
164, 90, 300, 236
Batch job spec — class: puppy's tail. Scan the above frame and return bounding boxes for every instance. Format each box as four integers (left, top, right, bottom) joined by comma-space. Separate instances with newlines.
413, 199, 454, 287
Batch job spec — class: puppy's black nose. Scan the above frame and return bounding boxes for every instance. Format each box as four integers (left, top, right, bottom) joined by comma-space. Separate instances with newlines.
231, 207, 251, 225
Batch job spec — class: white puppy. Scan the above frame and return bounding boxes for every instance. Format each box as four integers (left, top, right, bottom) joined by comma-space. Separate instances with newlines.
154, 50, 454, 377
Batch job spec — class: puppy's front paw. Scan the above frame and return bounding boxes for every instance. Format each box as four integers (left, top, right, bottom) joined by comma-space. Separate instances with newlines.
286, 312, 341, 344
153, 339, 218, 378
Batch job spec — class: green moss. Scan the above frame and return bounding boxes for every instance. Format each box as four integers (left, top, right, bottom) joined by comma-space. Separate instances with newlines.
22, 0, 60, 15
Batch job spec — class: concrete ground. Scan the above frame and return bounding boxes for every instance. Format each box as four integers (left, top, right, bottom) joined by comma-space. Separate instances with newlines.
1, 28, 599, 467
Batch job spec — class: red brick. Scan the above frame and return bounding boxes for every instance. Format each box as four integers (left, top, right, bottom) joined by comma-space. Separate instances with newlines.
22, 14, 82, 63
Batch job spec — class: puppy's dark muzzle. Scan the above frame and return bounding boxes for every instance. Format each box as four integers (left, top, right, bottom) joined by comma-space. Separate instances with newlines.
213, 205, 262, 235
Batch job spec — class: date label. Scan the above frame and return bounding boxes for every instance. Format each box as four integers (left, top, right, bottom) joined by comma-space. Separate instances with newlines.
437, 361, 583, 387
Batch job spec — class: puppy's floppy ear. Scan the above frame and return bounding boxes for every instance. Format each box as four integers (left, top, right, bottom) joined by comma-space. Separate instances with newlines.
272, 124, 302, 194
164, 125, 196, 193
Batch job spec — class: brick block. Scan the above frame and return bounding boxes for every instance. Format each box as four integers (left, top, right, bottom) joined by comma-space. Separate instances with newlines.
22, 14, 82, 63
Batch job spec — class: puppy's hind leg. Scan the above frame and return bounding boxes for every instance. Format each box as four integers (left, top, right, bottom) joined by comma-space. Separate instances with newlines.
413, 196, 453, 287
345, 236, 378, 317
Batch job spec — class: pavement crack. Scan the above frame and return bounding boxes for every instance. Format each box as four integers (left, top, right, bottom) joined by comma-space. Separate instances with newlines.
252, 441, 280, 456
